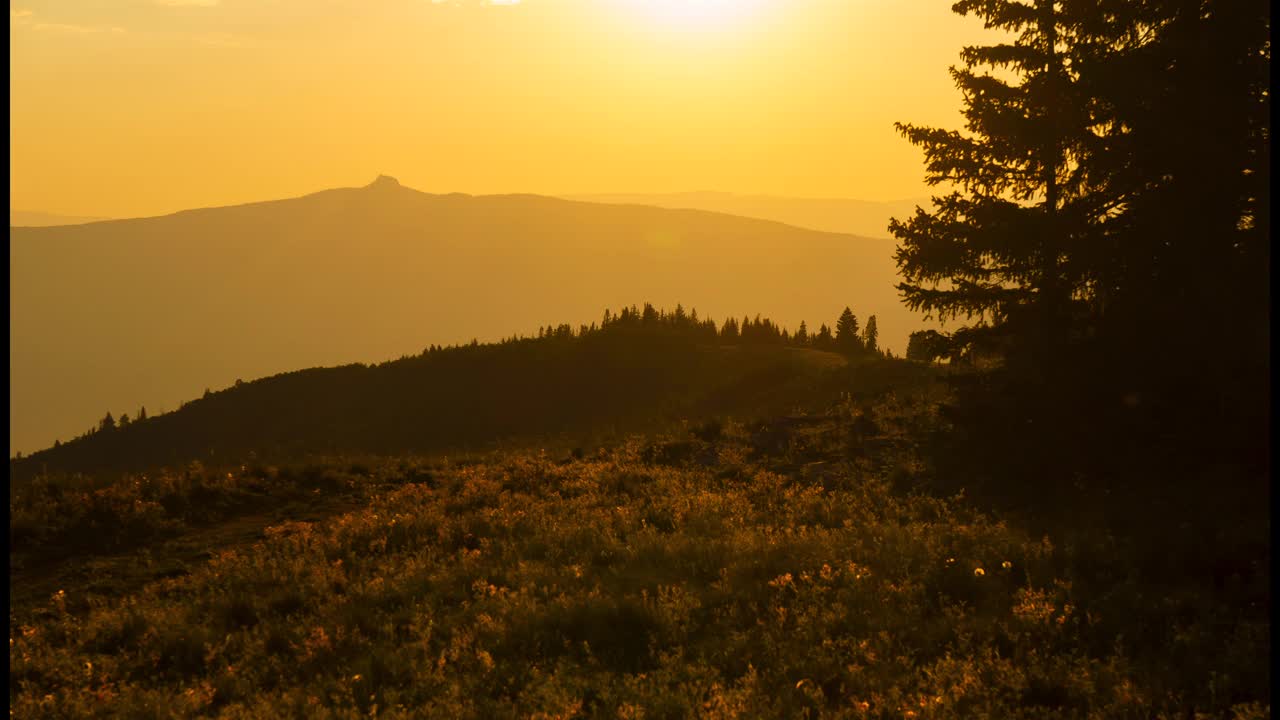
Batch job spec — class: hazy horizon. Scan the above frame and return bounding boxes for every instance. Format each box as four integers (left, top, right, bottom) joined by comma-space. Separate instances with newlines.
11, 188, 931, 228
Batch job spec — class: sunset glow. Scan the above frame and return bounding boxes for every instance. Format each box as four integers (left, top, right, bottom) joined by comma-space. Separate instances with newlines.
618, 0, 769, 32
9, 0, 989, 218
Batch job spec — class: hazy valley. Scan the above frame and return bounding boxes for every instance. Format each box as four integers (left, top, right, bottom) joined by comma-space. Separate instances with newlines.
11, 176, 929, 456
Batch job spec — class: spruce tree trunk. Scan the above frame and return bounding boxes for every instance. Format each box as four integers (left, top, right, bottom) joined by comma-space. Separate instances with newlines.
1038, 0, 1061, 349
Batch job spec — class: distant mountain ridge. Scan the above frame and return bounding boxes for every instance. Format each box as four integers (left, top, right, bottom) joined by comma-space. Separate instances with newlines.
11, 177, 934, 455
563, 191, 928, 238
10, 210, 111, 227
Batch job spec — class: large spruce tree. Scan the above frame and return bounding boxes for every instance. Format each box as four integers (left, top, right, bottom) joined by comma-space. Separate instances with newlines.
1076, 0, 1270, 371
891, 0, 1269, 510
889, 0, 1095, 360
891, 0, 1268, 369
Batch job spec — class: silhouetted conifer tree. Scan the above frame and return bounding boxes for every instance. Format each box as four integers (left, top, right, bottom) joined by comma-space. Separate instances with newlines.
891, 0, 1077, 359
814, 324, 834, 350
863, 315, 879, 355
887, 0, 1271, 515
835, 308, 862, 354
1078, 0, 1270, 378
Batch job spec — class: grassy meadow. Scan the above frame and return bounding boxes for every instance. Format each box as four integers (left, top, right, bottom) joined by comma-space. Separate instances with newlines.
10, 366, 1269, 718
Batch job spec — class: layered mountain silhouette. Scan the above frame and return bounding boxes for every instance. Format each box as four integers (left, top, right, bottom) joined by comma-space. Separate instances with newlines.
563, 191, 928, 239
10, 176, 931, 455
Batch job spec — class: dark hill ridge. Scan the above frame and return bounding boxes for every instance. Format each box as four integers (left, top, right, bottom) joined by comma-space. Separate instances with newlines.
10, 318, 848, 482
11, 177, 926, 455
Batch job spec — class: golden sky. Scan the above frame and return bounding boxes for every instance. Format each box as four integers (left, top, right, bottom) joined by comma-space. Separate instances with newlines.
11, 0, 989, 218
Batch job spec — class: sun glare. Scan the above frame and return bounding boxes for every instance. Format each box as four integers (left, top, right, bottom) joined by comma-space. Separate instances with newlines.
621, 0, 768, 32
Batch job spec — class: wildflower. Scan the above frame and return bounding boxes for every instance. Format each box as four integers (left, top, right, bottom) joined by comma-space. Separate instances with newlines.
974, 567, 985, 577
1002, 560, 1013, 570
945, 557, 955, 565
1057, 603, 1074, 625
847, 562, 871, 579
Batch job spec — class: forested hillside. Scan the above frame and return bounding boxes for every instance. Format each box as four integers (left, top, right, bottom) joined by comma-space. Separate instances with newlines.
11, 305, 887, 482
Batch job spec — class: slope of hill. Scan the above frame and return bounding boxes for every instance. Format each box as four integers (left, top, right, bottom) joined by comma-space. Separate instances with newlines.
11, 176, 933, 455
10, 314, 851, 481
11, 363, 1267, 719
562, 191, 928, 239
9, 210, 111, 227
